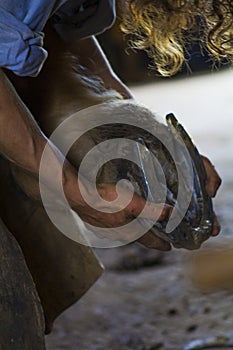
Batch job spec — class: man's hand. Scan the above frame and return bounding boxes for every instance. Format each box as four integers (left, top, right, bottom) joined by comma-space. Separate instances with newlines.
11, 154, 221, 251
73, 181, 172, 251
201, 155, 222, 237
11, 164, 172, 251
202, 155, 222, 197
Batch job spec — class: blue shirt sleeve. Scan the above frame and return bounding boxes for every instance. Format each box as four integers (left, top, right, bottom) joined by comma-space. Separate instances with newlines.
0, 6, 48, 77
0, 0, 64, 77
0, 0, 115, 77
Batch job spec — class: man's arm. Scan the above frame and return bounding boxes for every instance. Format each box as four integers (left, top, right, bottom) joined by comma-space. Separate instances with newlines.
0, 68, 83, 199
0, 68, 101, 215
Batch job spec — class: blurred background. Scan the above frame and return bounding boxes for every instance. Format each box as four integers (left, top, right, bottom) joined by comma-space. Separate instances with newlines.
46, 13, 233, 350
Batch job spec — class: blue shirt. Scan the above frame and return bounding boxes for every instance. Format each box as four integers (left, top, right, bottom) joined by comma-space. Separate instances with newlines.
0, 0, 115, 76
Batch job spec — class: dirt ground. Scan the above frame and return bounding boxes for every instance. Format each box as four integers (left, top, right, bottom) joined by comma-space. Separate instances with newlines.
46, 68, 233, 350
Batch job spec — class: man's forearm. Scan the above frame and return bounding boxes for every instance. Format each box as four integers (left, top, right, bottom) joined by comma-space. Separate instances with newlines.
0, 69, 48, 173
0, 68, 86, 208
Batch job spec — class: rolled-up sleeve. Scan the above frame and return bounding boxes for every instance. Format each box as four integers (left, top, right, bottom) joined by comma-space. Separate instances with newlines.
0, 6, 48, 77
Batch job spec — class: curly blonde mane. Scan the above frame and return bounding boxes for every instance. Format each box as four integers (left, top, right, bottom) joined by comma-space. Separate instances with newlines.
120, 0, 233, 76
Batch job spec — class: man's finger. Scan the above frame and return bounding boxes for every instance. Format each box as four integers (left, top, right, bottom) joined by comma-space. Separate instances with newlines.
201, 156, 222, 197
211, 214, 221, 236
129, 195, 172, 222
138, 231, 171, 251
